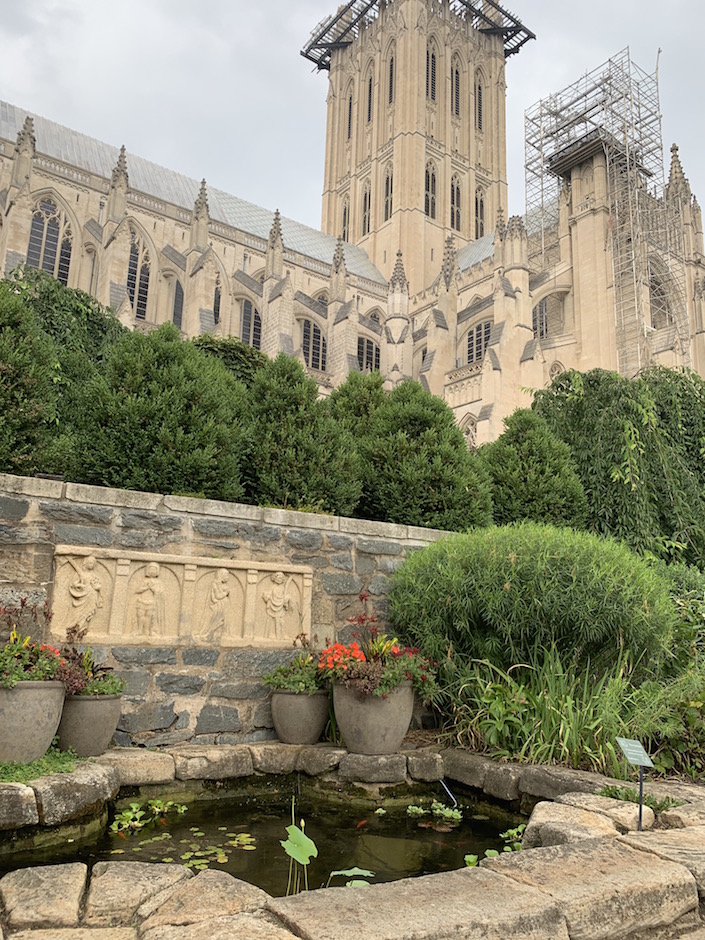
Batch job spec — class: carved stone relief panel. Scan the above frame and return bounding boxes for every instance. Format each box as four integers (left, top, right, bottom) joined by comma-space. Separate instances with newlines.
51, 547, 313, 648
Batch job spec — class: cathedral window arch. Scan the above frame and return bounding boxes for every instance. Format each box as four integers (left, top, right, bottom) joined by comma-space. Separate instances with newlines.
460, 413, 478, 449
450, 175, 462, 232
384, 164, 393, 222
344, 82, 354, 141
26, 196, 73, 286
127, 227, 150, 320
474, 71, 484, 131
361, 180, 371, 237
425, 163, 437, 219
388, 51, 395, 105
648, 265, 674, 330
213, 279, 222, 326
357, 336, 380, 372
240, 297, 262, 350
451, 57, 462, 118
532, 294, 565, 339
341, 197, 350, 242
366, 66, 374, 124
467, 319, 492, 364
172, 280, 184, 330
426, 44, 437, 101
475, 189, 485, 239
301, 318, 327, 371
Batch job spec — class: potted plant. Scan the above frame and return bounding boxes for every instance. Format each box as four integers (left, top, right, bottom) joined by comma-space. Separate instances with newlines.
262, 635, 330, 745
0, 600, 65, 763
56, 629, 126, 757
317, 594, 437, 755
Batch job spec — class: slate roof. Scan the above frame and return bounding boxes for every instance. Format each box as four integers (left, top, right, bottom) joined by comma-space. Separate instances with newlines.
0, 100, 386, 285
457, 231, 495, 272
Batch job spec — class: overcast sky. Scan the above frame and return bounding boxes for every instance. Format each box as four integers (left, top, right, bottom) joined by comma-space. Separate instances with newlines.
0, 0, 702, 231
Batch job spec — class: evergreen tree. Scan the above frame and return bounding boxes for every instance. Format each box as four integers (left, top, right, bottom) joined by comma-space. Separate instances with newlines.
192, 333, 266, 388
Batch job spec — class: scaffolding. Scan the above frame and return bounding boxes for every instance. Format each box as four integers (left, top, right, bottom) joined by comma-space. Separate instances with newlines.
524, 47, 688, 377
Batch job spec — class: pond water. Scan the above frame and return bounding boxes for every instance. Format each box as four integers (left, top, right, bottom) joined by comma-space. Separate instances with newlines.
1, 785, 524, 896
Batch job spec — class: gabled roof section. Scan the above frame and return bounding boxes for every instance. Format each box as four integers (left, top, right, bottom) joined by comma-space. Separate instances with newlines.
0, 100, 386, 286
302, 1, 534, 71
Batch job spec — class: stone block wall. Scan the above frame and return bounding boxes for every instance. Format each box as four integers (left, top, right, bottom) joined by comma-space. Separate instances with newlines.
0, 472, 444, 746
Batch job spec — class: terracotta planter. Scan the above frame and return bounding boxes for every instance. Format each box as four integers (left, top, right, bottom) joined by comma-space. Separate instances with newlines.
0, 681, 65, 763
57, 694, 123, 757
270, 689, 329, 745
332, 681, 414, 755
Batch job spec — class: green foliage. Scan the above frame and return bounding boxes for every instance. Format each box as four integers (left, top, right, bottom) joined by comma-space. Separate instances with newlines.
65, 323, 249, 500
0, 745, 80, 784
326, 370, 386, 433
479, 409, 587, 527
110, 799, 187, 835
598, 785, 684, 814
390, 522, 678, 678
444, 649, 631, 776
262, 653, 326, 694
192, 333, 266, 387
245, 354, 362, 515
354, 380, 493, 530
533, 368, 705, 566
0, 628, 62, 688
0, 281, 59, 474
465, 824, 525, 866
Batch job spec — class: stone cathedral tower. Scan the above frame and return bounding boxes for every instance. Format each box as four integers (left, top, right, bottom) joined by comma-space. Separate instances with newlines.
304, 0, 534, 295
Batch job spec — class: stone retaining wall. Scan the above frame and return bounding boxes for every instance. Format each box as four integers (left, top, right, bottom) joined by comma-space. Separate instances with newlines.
0, 472, 444, 744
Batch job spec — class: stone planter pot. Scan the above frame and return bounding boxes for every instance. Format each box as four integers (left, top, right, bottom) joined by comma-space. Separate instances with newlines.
333, 681, 414, 755
0, 680, 65, 763
270, 689, 329, 745
57, 694, 123, 757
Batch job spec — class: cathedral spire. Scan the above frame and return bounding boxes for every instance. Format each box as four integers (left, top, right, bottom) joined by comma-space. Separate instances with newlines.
190, 179, 210, 251
667, 143, 691, 200
15, 115, 36, 157
332, 236, 346, 274
111, 145, 129, 190
194, 178, 210, 221
389, 250, 408, 293
265, 209, 284, 280
106, 145, 129, 221
329, 236, 347, 302
441, 235, 457, 290
10, 115, 36, 190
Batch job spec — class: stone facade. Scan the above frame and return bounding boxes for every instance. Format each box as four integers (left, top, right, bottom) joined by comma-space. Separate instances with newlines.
0, 2, 702, 444
0, 471, 443, 745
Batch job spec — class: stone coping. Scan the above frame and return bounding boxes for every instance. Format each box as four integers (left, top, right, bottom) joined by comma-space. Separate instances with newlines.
3, 746, 705, 938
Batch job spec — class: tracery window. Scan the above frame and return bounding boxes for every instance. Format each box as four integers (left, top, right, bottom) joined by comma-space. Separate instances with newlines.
532, 294, 565, 339
467, 320, 492, 364
347, 91, 353, 140
474, 72, 483, 131
451, 59, 461, 117
26, 197, 72, 286
357, 336, 380, 372
241, 298, 262, 350
388, 54, 395, 105
475, 189, 485, 239
650, 275, 674, 330
302, 319, 327, 371
127, 229, 150, 320
451, 176, 462, 232
172, 281, 184, 330
341, 199, 350, 242
425, 163, 437, 219
367, 71, 374, 123
533, 299, 548, 339
426, 47, 437, 101
384, 165, 393, 222
361, 181, 371, 237
213, 280, 222, 326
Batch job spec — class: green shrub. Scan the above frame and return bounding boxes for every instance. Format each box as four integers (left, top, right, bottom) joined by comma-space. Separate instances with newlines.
355, 380, 492, 530
389, 521, 678, 677
479, 409, 587, 527
244, 354, 362, 515
326, 370, 386, 433
67, 323, 249, 500
192, 333, 266, 388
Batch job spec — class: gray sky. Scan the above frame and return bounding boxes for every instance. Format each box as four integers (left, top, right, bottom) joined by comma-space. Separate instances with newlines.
0, 0, 702, 230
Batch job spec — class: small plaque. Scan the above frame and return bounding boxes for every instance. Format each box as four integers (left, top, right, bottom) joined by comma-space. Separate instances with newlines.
616, 737, 654, 768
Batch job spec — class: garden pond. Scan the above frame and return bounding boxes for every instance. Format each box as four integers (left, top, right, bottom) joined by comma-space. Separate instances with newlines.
0, 780, 526, 896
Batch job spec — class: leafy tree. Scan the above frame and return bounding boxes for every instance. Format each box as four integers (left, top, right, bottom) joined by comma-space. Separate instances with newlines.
533, 368, 705, 567
327, 370, 386, 434
245, 354, 362, 515
0, 282, 59, 474
356, 380, 492, 530
479, 408, 587, 527
192, 333, 266, 388
68, 323, 249, 500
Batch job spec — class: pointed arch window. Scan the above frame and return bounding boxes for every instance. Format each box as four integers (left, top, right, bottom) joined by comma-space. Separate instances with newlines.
451, 176, 462, 232
302, 319, 327, 371
213, 280, 221, 326
532, 299, 548, 339
367, 72, 374, 124
172, 281, 184, 330
26, 198, 72, 286
425, 163, 437, 219
650, 274, 674, 330
357, 337, 380, 372
467, 320, 492, 363
361, 181, 371, 237
475, 189, 485, 239
341, 198, 350, 242
388, 55, 395, 105
384, 165, 393, 222
426, 47, 437, 101
346, 91, 353, 141
241, 298, 262, 350
451, 60, 461, 117
474, 72, 484, 131
127, 229, 150, 320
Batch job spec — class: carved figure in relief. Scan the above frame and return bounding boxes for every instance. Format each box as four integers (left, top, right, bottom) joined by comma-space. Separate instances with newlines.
131, 562, 165, 633
262, 571, 293, 639
200, 568, 232, 642
65, 555, 103, 635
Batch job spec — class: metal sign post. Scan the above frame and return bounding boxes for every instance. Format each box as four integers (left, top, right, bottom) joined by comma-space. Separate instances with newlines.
616, 737, 654, 831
